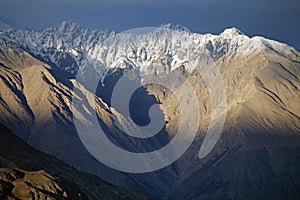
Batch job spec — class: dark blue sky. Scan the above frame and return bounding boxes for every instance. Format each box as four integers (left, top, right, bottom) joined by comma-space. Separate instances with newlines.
0, 0, 299, 50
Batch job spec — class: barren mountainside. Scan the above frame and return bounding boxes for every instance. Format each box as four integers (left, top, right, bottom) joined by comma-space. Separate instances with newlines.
0, 123, 155, 200
0, 22, 300, 199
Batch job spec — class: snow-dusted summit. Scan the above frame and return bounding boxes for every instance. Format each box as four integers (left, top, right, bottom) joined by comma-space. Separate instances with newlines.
0, 21, 298, 78
159, 23, 191, 32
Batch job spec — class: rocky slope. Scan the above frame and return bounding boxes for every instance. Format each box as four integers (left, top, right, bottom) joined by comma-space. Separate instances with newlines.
0, 22, 300, 199
0, 168, 85, 200
0, 123, 155, 200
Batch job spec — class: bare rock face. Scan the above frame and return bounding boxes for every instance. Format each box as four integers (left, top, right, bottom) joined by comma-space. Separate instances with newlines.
0, 22, 300, 199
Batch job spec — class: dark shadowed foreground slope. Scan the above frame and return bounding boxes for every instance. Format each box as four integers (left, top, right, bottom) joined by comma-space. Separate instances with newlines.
0, 123, 155, 200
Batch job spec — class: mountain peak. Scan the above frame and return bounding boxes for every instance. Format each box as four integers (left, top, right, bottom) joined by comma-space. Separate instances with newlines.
55, 20, 82, 32
159, 23, 191, 32
59, 20, 78, 27
221, 27, 244, 36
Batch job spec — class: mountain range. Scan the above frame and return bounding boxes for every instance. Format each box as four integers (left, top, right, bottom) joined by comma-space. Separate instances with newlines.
0, 21, 300, 199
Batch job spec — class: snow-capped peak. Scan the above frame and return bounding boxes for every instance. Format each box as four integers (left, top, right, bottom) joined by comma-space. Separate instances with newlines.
159, 23, 191, 32
47, 20, 86, 35
221, 27, 244, 36
57, 20, 80, 29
